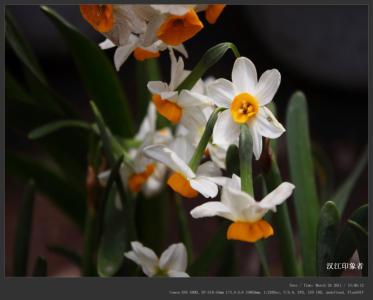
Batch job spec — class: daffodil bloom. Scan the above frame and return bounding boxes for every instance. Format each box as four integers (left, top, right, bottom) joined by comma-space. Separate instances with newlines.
98, 103, 171, 197
124, 241, 189, 277
143, 136, 225, 199
191, 174, 295, 243
99, 36, 188, 71
147, 49, 213, 125
207, 57, 285, 159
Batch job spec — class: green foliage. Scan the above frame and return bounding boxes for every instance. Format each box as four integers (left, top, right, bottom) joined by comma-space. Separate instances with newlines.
41, 6, 134, 138
47, 245, 82, 267
176, 42, 240, 91
12, 180, 35, 276
286, 91, 319, 276
316, 201, 339, 276
32, 257, 47, 276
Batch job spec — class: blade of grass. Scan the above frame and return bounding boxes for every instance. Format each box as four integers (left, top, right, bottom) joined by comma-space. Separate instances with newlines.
329, 147, 367, 215
12, 180, 35, 276
286, 91, 319, 276
32, 256, 47, 276
316, 201, 339, 276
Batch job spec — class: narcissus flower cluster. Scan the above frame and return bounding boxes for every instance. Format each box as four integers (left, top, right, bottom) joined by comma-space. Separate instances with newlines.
81, 4, 225, 70
84, 4, 295, 277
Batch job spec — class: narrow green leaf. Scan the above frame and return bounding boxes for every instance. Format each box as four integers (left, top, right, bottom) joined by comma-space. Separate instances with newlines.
6, 152, 86, 228
225, 144, 240, 177
239, 125, 253, 195
329, 147, 367, 215
28, 120, 92, 140
82, 208, 99, 276
347, 220, 368, 276
316, 201, 339, 276
239, 125, 269, 276
189, 107, 224, 171
47, 245, 82, 267
332, 204, 367, 276
136, 191, 168, 254
5, 10, 46, 84
262, 149, 299, 276
188, 222, 229, 276
135, 59, 162, 121
176, 42, 240, 91
12, 180, 35, 276
32, 256, 47, 276
312, 143, 335, 202
97, 186, 127, 277
41, 5, 134, 137
175, 194, 194, 262
286, 91, 319, 276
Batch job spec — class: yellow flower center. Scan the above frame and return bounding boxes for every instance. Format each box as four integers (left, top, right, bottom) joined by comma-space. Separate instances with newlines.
230, 93, 259, 124
127, 164, 156, 193
205, 4, 226, 24
152, 94, 182, 124
157, 9, 204, 46
80, 4, 114, 33
227, 220, 274, 243
167, 172, 198, 199
133, 48, 160, 61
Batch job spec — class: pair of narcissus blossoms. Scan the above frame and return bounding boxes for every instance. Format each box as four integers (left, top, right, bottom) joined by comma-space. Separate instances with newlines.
80, 4, 225, 70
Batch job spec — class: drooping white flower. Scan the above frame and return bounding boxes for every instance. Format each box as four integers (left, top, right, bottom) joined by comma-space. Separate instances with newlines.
207, 57, 285, 159
98, 103, 172, 197
143, 136, 225, 199
124, 241, 189, 277
191, 174, 295, 243
147, 49, 213, 127
82, 4, 227, 70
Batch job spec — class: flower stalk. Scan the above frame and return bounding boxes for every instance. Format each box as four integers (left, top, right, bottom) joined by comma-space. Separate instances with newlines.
239, 125, 270, 276
188, 107, 225, 172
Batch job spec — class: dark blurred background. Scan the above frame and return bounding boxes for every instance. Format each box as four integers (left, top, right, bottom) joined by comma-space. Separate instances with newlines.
5, 5, 368, 276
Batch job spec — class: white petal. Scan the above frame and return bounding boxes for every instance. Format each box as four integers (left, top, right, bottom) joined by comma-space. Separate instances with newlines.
208, 144, 227, 170
232, 57, 257, 93
114, 43, 136, 71
99, 39, 116, 50
169, 136, 196, 163
143, 145, 195, 179
135, 103, 157, 140
259, 182, 295, 212
159, 243, 187, 272
206, 78, 235, 108
124, 242, 158, 277
249, 123, 263, 160
221, 181, 256, 219
190, 201, 234, 221
254, 69, 281, 106
212, 109, 240, 150
178, 90, 213, 108
167, 270, 190, 277
97, 170, 110, 186
173, 44, 189, 58
141, 15, 165, 47
147, 81, 169, 95
169, 49, 185, 90
189, 177, 219, 198
196, 161, 222, 177
255, 107, 285, 139
151, 5, 191, 15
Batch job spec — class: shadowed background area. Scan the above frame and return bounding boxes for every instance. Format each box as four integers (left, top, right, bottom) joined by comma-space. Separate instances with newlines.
6, 5, 367, 276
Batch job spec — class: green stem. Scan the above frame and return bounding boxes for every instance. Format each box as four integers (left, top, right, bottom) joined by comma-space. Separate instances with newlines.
174, 193, 194, 262
188, 107, 225, 172
262, 148, 299, 276
82, 209, 98, 276
239, 125, 270, 276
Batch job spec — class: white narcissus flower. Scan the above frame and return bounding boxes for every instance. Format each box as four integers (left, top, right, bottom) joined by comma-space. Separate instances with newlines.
124, 242, 189, 277
207, 57, 285, 159
191, 174, 295, 243
98, 103, 172, 197
143, 137, 225, 199
147, 49, 213, 127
